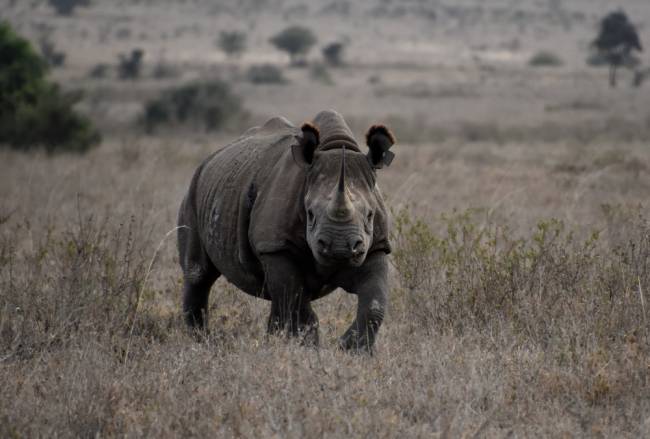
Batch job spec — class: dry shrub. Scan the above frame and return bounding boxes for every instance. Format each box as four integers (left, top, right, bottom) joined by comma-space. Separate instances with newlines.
528, 50, 564, 67
389, 206, 650, 435
1, 203, 649, 436
0, 211, 152, 361
391, 207, 649, 400
246, 64, 287, 85
309, 62, 334, 85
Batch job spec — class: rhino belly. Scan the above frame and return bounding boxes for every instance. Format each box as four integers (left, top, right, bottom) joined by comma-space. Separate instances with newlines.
202, 194, 268, 299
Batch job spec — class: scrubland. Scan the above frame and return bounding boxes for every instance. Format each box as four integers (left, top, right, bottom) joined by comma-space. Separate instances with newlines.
2, 0, 650, 437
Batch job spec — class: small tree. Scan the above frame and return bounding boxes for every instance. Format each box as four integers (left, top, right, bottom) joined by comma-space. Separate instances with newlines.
322, 42, 345, 67
0, 22, 99, 152
591, 10, 643, 87
269, 26, 317, 66
39, 37, 66, 68
633, 67, 649, 88
48, 0, 91, 16
118, 49, 144, 80
218, 31, 247, 59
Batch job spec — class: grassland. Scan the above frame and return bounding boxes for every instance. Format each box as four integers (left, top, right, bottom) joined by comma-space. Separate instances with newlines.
2, 0, 650, 436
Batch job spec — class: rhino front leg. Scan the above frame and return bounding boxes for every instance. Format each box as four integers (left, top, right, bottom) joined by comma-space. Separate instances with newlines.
262, 253, 319, 344
338, 253, 388, 353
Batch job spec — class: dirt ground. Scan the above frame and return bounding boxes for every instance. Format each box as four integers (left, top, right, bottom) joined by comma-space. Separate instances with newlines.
2, 0, 650, 437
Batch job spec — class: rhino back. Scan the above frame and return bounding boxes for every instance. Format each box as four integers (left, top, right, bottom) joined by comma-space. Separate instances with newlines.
189, 117, 305, 296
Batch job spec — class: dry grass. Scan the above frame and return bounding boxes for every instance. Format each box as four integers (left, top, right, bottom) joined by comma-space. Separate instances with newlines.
2, 0, 650, 435
1, 136, 649, 437
347, 115, 650, 146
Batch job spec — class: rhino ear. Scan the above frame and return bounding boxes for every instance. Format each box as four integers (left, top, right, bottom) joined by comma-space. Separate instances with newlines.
292, 122, 320, 166
366, 124, 396, 169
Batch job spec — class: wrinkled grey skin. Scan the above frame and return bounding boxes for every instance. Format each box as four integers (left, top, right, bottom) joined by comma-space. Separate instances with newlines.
177, 110, 394, 352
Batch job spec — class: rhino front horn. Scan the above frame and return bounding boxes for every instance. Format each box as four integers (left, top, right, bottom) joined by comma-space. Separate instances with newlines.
327, 146, 354, 222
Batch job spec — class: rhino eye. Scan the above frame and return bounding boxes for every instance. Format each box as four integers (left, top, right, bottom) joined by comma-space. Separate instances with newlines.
307, 209, 315, 224
367, 212, 374, 222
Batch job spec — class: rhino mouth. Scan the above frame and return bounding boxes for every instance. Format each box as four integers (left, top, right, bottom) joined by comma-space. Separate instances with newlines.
311, 247, 367, 268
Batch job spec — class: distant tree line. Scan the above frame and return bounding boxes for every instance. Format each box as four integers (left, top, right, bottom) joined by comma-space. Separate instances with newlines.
216, 25, 346, 68
48, 0, 91, 16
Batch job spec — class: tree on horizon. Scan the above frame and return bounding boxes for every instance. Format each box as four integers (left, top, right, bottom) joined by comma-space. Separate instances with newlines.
591, 10, 643, 87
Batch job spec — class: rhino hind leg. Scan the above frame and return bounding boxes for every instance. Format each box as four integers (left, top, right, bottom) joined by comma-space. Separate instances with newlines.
178, 221, 220, 331
182, 267, 219, 330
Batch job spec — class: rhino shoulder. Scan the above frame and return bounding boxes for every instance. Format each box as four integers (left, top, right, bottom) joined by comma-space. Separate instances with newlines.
249, 148, 308, 257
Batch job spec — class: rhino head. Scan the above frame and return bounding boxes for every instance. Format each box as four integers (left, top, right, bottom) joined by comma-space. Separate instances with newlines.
292, 122, 395, 267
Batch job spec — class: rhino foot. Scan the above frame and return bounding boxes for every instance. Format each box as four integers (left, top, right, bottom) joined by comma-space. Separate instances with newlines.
188, 326, 210, 343
267, 316, 320, 348
338, 329, 374, 355
299, 323, 320, 348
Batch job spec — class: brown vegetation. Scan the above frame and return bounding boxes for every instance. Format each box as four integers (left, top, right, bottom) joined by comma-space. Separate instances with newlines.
1, 135, 649, 437
2, 0, 650, 436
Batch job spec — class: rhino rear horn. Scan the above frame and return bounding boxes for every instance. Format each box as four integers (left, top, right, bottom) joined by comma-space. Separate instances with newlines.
292, 122, 320, 166
365, 124, 396, 169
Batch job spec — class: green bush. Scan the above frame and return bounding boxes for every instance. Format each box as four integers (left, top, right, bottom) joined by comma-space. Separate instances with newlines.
48, 0, 91, 16
0, 22, 99, 153
246, 64, 287, 84
586, 51, 609, 67
309, 63, 334, 85
143, 80, 246, 133
528, 50, 564, 67
152, 60, 180, 80
587, 51, 640, 68
322, 42, 345, 67
218, 31, 247, 59
88, 63, 110, 79
118, 49, 144, 80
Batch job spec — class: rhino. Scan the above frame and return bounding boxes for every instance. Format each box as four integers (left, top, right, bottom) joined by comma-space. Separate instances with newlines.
177, 110, 396, 352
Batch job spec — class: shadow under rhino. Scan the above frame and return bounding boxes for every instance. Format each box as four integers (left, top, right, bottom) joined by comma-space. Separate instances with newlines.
177, 110, 396, 352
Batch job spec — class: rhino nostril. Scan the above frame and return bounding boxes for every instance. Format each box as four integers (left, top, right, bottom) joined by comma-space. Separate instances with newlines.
351, 239, 364, 255
317, 239, 329, 254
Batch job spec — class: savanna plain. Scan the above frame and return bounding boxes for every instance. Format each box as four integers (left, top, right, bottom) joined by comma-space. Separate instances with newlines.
2, 0, 650, 436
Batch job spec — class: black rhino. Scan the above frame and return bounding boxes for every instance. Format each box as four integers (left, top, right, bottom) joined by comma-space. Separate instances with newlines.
177, 110, 395, 352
